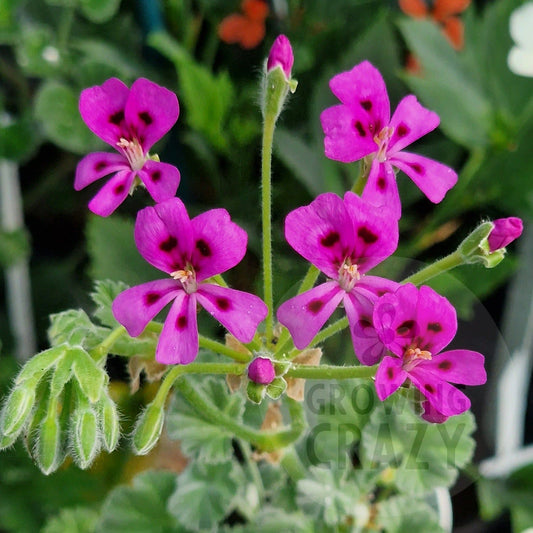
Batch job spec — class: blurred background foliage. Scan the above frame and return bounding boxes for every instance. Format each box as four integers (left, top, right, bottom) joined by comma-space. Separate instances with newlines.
0, 0, 532, 531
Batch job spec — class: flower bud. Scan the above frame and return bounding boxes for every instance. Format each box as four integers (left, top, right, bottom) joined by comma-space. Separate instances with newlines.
0, 386, 35, 446
70, 407, 100, 469
488, 217, 523, 252
267, 34, 294, 79
97, 393, 120, 453
35, 412, 62, 475
131, 401, 164, 455
248, 357, 276, 385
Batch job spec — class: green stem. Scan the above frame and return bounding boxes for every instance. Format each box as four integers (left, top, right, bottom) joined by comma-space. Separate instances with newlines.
401, 250, 463, 286
286, 363, 377, 380
199, 335, 251, 363
89, 326, 127, 363
351, 158, 370, 195
237, 439, 265, 501
287, 317, 349, 359
176, 377, 306, 452
280, 446, 306, 482
262, 113, 277, 345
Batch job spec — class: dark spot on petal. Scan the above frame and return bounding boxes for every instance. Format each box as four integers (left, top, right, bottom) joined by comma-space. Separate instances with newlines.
160, 236, 178, 252
94, 161, 107, 172
377, 176, 387, 191
354, 121, 366, 137
216, 297, 230, 311
320, 231, 340, 248
386, 367, 395, 380
438, 360, 452, 371
109, 110, 124, 125
145, 292, 161, 305
151, 170, 161, 182
397, 123, 410, 137
176, 315, 188, 330
424, 383, 435, 394
360, 100, 372, 111
357, 226, 378, 244
358, 317, 372, 328
196, 239, 212, 257
138, 111, 153, 125
307, 299, 324, 315
376, 290, 387, 297
427, 322, 442, 332
114, 184, 126, 195
397, 320, 415, 335
409, 162, 424, 174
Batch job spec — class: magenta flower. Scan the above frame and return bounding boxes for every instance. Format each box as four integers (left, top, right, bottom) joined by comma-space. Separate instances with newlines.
276, 192, 399, 365
488, 217, 523, 252
112, 198, 268, 365
248, 357, 276, 384
320, 61, 458, 218
267, 34, 294, 79
373, 284, 487, 423
75, 78, 181, 217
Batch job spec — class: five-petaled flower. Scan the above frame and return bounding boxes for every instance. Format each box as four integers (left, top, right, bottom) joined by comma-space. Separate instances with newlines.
75, 78, 181, 217
320, 61, 458, 218
112, 198, 268, 365
373, 283, 486, 423
277, 192, 399, 365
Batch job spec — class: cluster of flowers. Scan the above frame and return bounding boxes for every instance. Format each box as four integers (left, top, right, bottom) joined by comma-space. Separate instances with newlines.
75, 36, 522, 423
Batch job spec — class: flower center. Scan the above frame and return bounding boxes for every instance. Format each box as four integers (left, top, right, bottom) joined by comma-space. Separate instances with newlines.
338, 260, 361, 292
374, 126, 394, 162
117, 137, 146, 171
403, 346, 432, 371
171, 267, 197, 294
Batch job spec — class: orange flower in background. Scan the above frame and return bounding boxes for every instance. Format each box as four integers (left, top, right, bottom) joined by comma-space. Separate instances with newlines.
399, 0, 470, 50
218, 0, 269, 50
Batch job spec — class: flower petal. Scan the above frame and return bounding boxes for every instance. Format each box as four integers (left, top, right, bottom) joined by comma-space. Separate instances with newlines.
87, 169, 135, 217
276, 282, 344, 349
343, 191, 399, 273
361, 160, 401, 220
399, 0, 428, 17
328, 61, 390, 127
79, 78, 129, 147
375, 356, 407, 401
284, 192, 355, 279
196, 284, 267, 343
74, 152, 129, 190
138, 160, 180, 203
388, 95, 440, 153
423, 349, 486, 385
321, 104, 377, 163
134, 198, 194, 274
124, 78, 180, 152
409, 368, 471, 416
112, 278, 181, 337
191, 209, 247, 282
390, 151, 458, 204
156, 291, 199, 364
421, 401, 449, 424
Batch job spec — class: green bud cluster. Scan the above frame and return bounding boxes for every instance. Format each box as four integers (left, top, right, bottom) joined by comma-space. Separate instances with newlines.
458, 221, 505, 268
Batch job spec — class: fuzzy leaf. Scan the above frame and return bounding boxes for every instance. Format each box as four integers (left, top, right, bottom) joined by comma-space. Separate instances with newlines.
69, 347, 107, 404
42, 507, 100, 533
377, 495, 443, 533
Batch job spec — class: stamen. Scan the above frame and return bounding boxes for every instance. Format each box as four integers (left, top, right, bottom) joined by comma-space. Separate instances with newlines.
405, 347, 432, 361
171, 268, 197, 294
338, 261, 361, 292
374, 126, 394, 162
117, 137, 146, 171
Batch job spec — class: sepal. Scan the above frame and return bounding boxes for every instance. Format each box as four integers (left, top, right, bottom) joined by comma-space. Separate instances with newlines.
131, 401, 164, 455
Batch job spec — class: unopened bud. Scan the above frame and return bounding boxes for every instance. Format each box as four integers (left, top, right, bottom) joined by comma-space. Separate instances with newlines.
488, 217, 523, 252
267, 35, 294, 80
131, 401, 164, 455
458, 221, 506, 268
71, 408, 100, 469
35, 413, 62, 475
248, 357, 276, 385
98, 393, 120, 453
0, 386, 35, 446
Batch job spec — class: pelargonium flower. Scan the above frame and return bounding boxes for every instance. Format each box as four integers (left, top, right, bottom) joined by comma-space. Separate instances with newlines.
112, 198, 268, 365
373, 284, 486, 422
488, 217, 523, 252
320, 61, 458, 218
276, 192, 399, 365
75, 78, 181, 217
267, 34, 294, 79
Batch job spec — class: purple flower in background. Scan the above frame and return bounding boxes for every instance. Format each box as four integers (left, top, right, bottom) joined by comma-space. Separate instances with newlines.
267, 34, 294, 79
373, 284, 487, 423
75, 78, 181, 217
276, 192, 399, 365
320, 61, 458, 218
248, 357, 276, 384
488, 217, 523, 252
112, 198, 268, 365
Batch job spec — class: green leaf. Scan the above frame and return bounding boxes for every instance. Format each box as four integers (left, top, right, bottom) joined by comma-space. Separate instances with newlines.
148, 31, 235, 151
377, 495, 443, 533
360, 396, 476, 495
42, 507, 99, 533
166, 376, 245, 464
15, 345, 64, 385
47, 309, 108, 350
231, 508, 315, 533
34, 80, 103, 154
90, 279, 130, 328
69, 346, 107, 403
79, 0, 121, 23
399, 19, 492, 148
86, 215, 157, 286
0, 116, 39, 162
97, 470, 178, 533
14, 23, 59, 77
168, 461, 240, 531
